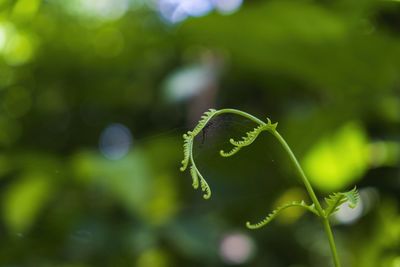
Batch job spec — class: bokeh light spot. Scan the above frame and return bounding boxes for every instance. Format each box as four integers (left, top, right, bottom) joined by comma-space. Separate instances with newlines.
302, 122, 369, 192
137, 248, 169, 267
4, 33, 34, 66
158, 0, 188, 23
80, 0, 129, 20
0, 25, 7, 51
181, 0, 213, 17
12, 0, 41, 20
60, 0, 130, 21
99, 123, 132, 160
214, 0, 243, 14
335, 196, 363, 224
219, 232, 255, 265
0, 22, 16, 54
157, 0, 242, 23
393, 257, 400, 267
164, 65, 214, 102
3, 174, 51, 233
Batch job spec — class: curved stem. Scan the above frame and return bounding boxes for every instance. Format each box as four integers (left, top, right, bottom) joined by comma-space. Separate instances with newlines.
215, 108, 267, 125
213, 109, 324, 213
271, 131, 324, 215
194, 108, 342, 266
271, 131, 341, 267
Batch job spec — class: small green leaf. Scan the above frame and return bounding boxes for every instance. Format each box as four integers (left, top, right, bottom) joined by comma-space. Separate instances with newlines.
246, 200, 317, 230
324, 187, 359, 217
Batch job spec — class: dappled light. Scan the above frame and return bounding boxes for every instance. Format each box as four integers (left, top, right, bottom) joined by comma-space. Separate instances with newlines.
219, 232, 255, 265
99, 123, 133, 160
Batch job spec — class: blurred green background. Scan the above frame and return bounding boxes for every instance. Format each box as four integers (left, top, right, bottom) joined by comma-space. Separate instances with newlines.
0, 0, 399, 266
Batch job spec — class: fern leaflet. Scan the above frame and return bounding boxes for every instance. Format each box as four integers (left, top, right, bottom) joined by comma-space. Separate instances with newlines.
220, 146, 241, 157
190, 165, 199, 189
220, 118, 278, 158
180, 109, 218, 198
180, 133, 191, 171
191, 109, 217, 136
246, 200, 317, 229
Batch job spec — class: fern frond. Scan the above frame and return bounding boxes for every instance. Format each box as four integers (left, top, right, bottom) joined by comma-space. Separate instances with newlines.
199, 173, 211, 199
180, 133, 192, 171
180, 109, 217, 171
246, 200, 317, 230
324, 187, 359, 217
325, 194, 346, 216
230, 125, 267, 147
181, 109, 278, 201
219, 146, 242, 157
180, 109, 218, 200
188, 163, 211, 199
190, 165, 199, 189
221, 118, 278, 158
342, 187, 359, 208
191, 109, 217, 136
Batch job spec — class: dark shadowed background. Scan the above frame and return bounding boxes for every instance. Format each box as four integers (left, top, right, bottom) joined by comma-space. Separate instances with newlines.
0, 0, 399, 266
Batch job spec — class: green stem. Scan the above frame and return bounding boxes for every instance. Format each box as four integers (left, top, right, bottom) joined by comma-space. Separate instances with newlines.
215, 109, 267, 125
205, 109, 342, 266
272, 131, 341, 267
323, 218, 342, 267
271, 131, 324, 214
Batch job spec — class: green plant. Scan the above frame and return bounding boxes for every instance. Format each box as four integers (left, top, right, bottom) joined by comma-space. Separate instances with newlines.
180, 108, 360, 267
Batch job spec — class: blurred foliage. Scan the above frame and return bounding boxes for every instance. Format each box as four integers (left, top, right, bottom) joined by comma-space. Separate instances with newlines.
0, 0, 399, 266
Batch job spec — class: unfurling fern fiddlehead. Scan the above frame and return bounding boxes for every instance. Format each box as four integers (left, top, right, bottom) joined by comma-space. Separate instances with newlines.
180, 108, 360, 267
